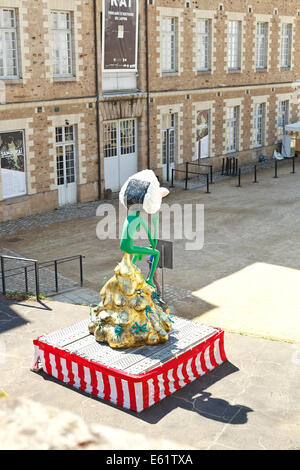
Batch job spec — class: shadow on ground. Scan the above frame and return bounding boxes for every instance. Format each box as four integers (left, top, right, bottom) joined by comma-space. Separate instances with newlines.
35, 359, 253, 425
0, 296, 52, 333
0, 296, 29, 333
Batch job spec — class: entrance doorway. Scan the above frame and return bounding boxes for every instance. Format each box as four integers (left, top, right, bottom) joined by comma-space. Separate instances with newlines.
103, 119, 137, 192
195, 110, 210, 161
56, 125, 77, 206
162, 113, 176, 182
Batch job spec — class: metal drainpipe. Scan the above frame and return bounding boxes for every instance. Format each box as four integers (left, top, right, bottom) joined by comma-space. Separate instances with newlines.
94, 0, 102, 200
145, 0, 150, 169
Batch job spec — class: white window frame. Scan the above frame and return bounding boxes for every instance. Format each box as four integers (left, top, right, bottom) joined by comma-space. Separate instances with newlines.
162, 17, 177, 73
196, 109, 210, 159
196, 19, 211, 72
278, 100, 289, 128
103, 119, 136, 159
228, 20, 241, 70
256, 22, 268, 70
51, 11, 73, 78
226, 106, 239, 153
280, 23, 292, 68
0, 8, 19, 79
162, 113, 176, 165
55, 125, 76, 186
253, 103, 265, 148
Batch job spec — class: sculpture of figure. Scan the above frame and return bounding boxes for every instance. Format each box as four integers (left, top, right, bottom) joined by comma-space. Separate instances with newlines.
119, 169, 169, 290
88, 170, 173, 349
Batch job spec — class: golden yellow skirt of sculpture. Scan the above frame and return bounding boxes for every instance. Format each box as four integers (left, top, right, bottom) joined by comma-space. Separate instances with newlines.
88, 253, 173, 349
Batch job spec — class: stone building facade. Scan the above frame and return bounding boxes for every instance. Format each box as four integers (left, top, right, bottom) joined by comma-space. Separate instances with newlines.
0, 0, 299, 221
147, 0, 300, 181
0, 0, 102, 221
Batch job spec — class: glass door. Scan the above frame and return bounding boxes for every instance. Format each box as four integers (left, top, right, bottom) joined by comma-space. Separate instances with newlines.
56, 125, 77, 206
103, 119, 137, 191
162, 113, 176, 182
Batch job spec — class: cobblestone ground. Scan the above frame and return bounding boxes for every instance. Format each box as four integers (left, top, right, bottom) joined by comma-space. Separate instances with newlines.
0, 247, 192, 307
0, 159, 292, 235
51, 283, 193, 307
0, 200, 111, 238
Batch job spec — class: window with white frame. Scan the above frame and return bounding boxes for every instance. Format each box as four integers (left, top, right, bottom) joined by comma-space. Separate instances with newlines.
104, 122, 118, 159
228, 21, 241, 70
162, 17, 177, 73
51, 11, 73, 77
0, 8, 19, 79
56, 125, 76, 186
103, 119, 136, 158
196, 110, 210, 159
277, 100, 289, 142
162, 113, 176, 166
256, 22, 268, 69
280, 24, 292, 68
226, 106, 239, 153
278, 100, 289, 128
197, 19, 211, 71
253, 103, 265, 148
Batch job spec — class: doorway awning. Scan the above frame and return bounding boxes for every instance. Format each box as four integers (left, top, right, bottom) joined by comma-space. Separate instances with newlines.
285, 122, 300, 134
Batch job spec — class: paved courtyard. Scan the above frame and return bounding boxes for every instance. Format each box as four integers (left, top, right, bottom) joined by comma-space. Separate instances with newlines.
0, 161, 300, 449
0, 298, 299, 450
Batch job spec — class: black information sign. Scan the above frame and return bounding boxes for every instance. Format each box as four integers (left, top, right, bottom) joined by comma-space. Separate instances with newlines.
156, 240, 173, 270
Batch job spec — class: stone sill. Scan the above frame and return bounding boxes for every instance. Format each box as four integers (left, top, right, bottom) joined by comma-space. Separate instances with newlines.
196, 70, 212, 76
101, 89, 140, 96
1, 78, 23, 85
53, 76, 77, 83
2, 195, 30, 205
161, 72, 179, 77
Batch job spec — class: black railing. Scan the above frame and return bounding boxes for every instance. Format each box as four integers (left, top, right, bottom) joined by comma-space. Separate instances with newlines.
272, 155, 297, 179
234, 156, 297, 188
186, 161, 214, 184
170, 166, 210, 193
166, 152, 297, 192
221, 157, 239, 176
0, 254, 84, 301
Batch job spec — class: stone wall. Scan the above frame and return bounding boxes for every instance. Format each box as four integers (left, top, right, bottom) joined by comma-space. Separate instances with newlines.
0, 0, 299, 221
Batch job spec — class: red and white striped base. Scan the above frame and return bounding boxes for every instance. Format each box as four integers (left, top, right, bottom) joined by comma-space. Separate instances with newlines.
32, 326, 227, 412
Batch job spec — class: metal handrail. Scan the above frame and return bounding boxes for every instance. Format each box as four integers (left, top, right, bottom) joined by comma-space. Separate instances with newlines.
0, 255, 37, 262
0, 255, 40, 301
0, 254, 84, 301
187, 161, 214, 183
39, 254, 84, 266
170, 167, 210, 192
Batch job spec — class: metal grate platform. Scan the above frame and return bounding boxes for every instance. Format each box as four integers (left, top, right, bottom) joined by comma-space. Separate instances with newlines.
38, 316, 217, 375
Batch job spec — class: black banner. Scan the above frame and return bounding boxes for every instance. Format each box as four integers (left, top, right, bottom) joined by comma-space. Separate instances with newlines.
102, 0, 138, 71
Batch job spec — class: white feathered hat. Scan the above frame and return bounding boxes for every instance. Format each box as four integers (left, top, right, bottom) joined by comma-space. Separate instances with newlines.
119, 169, 169, 214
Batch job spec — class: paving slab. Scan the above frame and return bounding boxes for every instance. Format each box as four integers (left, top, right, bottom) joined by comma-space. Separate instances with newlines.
0, 297, 299, 450
192, 262, 300, 343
